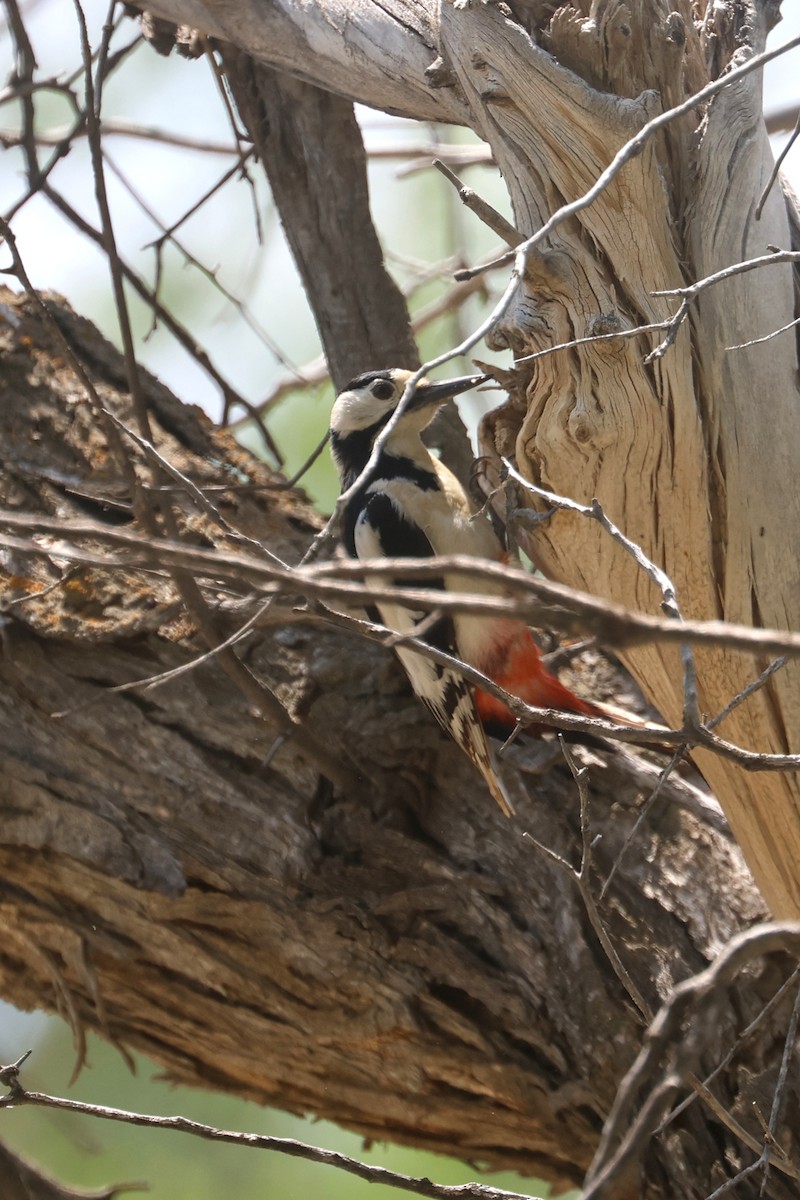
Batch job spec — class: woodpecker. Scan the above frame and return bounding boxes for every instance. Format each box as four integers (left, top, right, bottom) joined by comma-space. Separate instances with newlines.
329, 367, 610, 816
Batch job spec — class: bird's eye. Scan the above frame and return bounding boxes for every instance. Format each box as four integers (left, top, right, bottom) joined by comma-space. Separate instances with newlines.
371, 380, 395, 401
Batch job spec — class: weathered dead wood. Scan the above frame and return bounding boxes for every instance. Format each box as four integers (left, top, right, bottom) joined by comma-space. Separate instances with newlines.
144, 0, 464, 123
446, 1, 800, 920
1, 286, 799, 1198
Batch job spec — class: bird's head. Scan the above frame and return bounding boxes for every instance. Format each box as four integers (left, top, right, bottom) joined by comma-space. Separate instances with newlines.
329, 367, 487, 482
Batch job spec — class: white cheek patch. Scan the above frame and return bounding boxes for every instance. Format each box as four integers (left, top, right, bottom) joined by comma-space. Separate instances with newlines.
331, 391, 392, 434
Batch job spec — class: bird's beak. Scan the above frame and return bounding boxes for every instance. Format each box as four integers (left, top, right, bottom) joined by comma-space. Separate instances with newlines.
407, 373, 490, 410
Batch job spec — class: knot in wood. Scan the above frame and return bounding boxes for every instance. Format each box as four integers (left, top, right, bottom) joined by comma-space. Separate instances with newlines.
588, 312, 624, 337
489, 328, 528, 356
425, 56, 458, 89
586, 312, 628, 357
570, 413, 594, 445
664, 11, 686, 48
567, 402, 615, 450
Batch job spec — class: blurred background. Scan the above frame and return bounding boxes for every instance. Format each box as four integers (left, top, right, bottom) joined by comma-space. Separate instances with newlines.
1, 1, 799, 1195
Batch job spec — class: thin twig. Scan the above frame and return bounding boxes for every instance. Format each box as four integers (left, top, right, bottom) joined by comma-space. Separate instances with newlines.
0, 1065, 534, 1200
106, 409, 288, 567
599, 746, 687, 900
726, 313, 800, 350
433, 159, 521, 247
204, 42, 262, 244
646, 249, 800, 361
657, 967, 800, 1134
226, 356, 330, 429
505, 464, 700, 731
73, 0, 153, 444
581, 1076, 684, 1200
0, 117, 244, 154
602, 658, 786, 897
41, 181, 258, 435
103, 150, 295, 380
281, 429, 331, 487
511, 316, 675, 367
707, 658, 787, 733
756, 106, 800, 219
703, 1158, 764, 1200
52, 595, 274, 720
758, 977, 800, 1195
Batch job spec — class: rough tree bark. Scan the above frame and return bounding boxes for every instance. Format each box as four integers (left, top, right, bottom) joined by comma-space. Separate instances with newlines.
140, 0, 800, 915
2, 0, 800, 1196
0, 285, 795, 1199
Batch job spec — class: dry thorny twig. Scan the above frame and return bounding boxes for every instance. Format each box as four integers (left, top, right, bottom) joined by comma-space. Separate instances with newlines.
0, 1050, 532, 1200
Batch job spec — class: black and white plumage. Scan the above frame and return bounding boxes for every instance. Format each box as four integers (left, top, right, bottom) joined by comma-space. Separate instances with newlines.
329, 367, 514, 816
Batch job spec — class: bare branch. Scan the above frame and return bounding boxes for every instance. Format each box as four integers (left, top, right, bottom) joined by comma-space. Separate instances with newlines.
647, 249, 800, 361
0, 1063, 535, 1200
6, 511, 800, 673
433, 159, 521, 247
0, 116, 243, 154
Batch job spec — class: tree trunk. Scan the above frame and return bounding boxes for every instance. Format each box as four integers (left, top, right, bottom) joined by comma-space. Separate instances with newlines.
460, 1, 800, 922
0, 286, 797, 1199
136, 0, 800, 918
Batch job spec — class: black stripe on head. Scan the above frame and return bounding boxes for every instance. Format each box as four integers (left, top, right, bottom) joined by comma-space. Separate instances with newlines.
344, 369, 393, 391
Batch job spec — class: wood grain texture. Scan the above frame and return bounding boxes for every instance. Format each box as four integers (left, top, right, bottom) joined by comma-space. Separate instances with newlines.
1, 286, 798, 1198
442, 0, 800, 920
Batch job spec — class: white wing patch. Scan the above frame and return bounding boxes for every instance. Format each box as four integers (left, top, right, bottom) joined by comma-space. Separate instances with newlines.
354, 500, 513, 817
